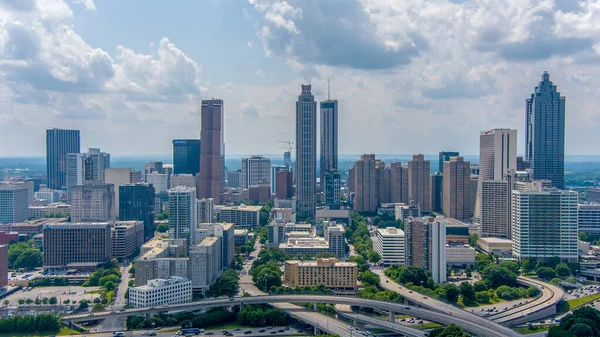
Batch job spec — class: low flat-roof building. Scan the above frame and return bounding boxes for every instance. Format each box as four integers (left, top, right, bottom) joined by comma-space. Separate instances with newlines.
128, 276, 192, 308
284, 258, 357, 292
279, 237, 330, 256
28, 203, 71, 219
234, 229, 249, 247
215, 204, 261, 227
478, 237, 512, 256
43, 223, 111, 269
446, 244, 476, 268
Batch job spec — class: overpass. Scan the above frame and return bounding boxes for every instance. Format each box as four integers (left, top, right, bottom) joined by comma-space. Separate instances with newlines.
64, 294, 522, 337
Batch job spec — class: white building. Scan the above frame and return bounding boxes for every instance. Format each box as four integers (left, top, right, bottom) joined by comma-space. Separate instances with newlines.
146, 172, 169, 193
193, 222, 235, 268
241, 156, 271, 189
578, 203, 600, 239
274, 198, 297, 212
268, 218, 287, 247
66, 148, 110, 199
374, 227, 405, 266
168, 186, 197, 240
35, 189, 61, 203
171, 174, 197, 193
395, 203, 420, 222
446, 244, 476, 268
512, 182, 578, 262
29, 203, 71, 219
70, 181, 114, 223
215, 204, 261, 227
128, 276, 192, 308
197, 198, 215, 224
189, 237, 222, 294
324, 223, 346, 258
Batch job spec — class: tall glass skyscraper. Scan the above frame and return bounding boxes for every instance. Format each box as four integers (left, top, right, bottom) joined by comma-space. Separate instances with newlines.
438, 151, 459, 174
46, 128, 80, 190
320, 99, 338, 185
295, 85, 317, 220
173, 139, 201, 175
199, 99, 224, 203
119, 183, 156, 241
526, 72, 566, 189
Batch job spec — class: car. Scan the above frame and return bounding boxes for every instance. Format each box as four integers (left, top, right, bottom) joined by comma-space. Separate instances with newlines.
229, 298, 235, 301
284, 327, 290, 330
417, 321, 422, 324
296, 330, 303, 333
423, 296, 428, 299
148, 333, 156, 336
244, 330, 252, 334
205, 332, 214, 335
270, 332, 276, 335
266, 326, 273, 329
277, 329, 285, 332
347, 326, 353, 330
405, 307, 410, 310
408, 291, 413, 293
226, 333, 234, 336
221, 330, 228, 333
385, 280, 389, 282
235, 328, 241, 331
155, 327, 162, 330
142, 333, 148, 336
503, 307, 507, 310
258, 329, 265, 333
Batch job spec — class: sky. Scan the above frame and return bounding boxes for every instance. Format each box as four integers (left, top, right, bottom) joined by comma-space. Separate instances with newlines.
0, 0, 599, 157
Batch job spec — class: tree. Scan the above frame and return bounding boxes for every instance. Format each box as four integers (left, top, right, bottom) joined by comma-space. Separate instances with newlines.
468, 233, 479, 248
536, 267, 557, 280
546, 256, 562, 269
459, 282, 475, 302
475, 253, 493, 271
549, 306, 600, 337
556, 263, 571, 277
156, 210, 168, 220
2, 300, 8, 306
12, 247, 43, 270
25, 299, 33, 305
63, 299, 70, 304
79, 300, 89, 310
443, 283, 460, 303
429, 323, 469, 337
501, 261, 520, 275
49, 297, 57, 305
104, 281, 115, 291
521, 258, 534, 273
34, 298, 41, 305
481, 264, 517, 288
18, 299, 25, 305
580, 232, 590, 242
361, 271, 381, 287
156, 222, 168, 233
368, 251, 381, 264
207, 269, 239, 297
475, 291, 490, 304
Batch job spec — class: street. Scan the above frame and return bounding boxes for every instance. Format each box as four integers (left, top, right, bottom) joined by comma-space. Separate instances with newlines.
95, 261, 133, 332
62, 326, 309, 337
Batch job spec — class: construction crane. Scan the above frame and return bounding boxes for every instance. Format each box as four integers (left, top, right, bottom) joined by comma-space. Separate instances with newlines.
278, 140, 294, 153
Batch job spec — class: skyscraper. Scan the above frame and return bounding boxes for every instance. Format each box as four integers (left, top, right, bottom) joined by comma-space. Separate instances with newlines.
295, 85, 317, 220
276, 170, 294, 199
404, 216, 447, 283
173, 139, 201, 175
430, 173, 443, 213
442, 156, 471, 221
66, 148, 110, 199
476, 129, 517, 238
324, 170, 341, 209
389, 162, 408, 204
0, 185, 28, 224
46, 128, 80, 190
320, 98, 338, 185
438, 151, 459, 174
70, 181, 114, 223
354, 154, 377, 213
199, 99, 224, 204
408, 154, 431, 213
376, 161, 389, 204
119, 183, 156, 241
526, 72, 565, 189
241, 155, 271, 189
168, 186, 197, 241
270, 165, 287, 194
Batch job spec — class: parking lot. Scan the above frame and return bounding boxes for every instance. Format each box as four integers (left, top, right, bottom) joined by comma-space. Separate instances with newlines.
4, 286, 103, 305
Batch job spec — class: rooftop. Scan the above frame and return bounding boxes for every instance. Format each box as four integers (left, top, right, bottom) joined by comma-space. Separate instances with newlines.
216, 204, 262, 211
286, 258, 356, 267
377, 227, 405, 236
478, 237, 513, 244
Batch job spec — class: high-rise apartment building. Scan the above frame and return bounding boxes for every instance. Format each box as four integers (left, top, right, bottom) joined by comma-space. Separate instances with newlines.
408, 154, 431, 213
324, 223, 346, 258
476, 129, 517, 238
168, 186, 197, 240
146, 171, 169, 193
512, 182, 578, 262
70, 181, 114, 223
46, 128, 80, 190
405, 216, 447, 283
0, 245, 7, 288
324, 170, 341, 209
276, 170, 293, 199
197, 198, 215, 224
271, 165, 288, 194
111, 221, 145, 260
526, 72, 566, 189
347, 166, 355, 195
43, 223, 112, 268
194, 223, 234, 268
215, 205, 261, 227
389, 162, 408, 204
119, 183, 156, 240
443, 157, 471, 221
66, 148, 110, 198
241, 156, 271, 189
199, 99, 224, 203
374, 227, 405, 266
438, 151, 459, 173
0, 185, 29, 224
376, 161, 389, 204
320, 99, 338, 185
171, 174, 197, 191
189, 236, 222, 294
227, 170, 242, 189
295, 85, 317, 220
430, 173, 443, 213
354, 154, 377, 213
173, 139, 201, 175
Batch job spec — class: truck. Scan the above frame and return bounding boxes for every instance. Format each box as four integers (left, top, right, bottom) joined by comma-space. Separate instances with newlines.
181, 328, 203, 335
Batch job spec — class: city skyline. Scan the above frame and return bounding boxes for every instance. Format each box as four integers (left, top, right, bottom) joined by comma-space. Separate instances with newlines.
1, 1, 600, 157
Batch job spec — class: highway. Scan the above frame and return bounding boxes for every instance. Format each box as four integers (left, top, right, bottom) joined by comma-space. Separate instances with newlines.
374, 270, 520, 337
334, 304, 426, 337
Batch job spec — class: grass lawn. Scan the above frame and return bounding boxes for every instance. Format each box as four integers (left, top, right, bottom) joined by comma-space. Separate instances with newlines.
0, 326, 81, 337
107, 290, 115, 303
557, 293, 600, 314
513, 325, 555, 334
413, 323, 443, 330
85, 289, 104, 294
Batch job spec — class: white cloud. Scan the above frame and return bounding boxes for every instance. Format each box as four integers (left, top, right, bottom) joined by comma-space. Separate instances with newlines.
246, 41, 254, 48
255, 70, 265, 77
71, 0, 96, 11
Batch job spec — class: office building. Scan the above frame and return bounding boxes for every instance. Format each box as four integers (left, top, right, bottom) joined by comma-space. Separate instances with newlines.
129, 276, 192, 308
405, 216, 447, 283
268, 218, 286, 247
0, 244, 7, 288
408, 154, 431, 213
35, 189, 60, 203
347, 166, 355, 195
143, 162, 163, 181
234, 229, 248, 247
189, 236, 222, 294
320, 98, 338, 185
146, 172, 169, 193
443, 157, 471, 221
168, 187, 197, 240
480, 180, 510, 238
295, 85, 317, 220
197, 198, 215, 224
171, 174, 197, 191
354, 154, 377, 213
324, 223, 346, 258
227, 170, 241, 189
105, 168, 141, 218
0, 218, 67, 236
215, 204, 261, 227
194, 223, 234, 268
280, 237, 330, 256
70, 181, 114, 223
394, 202, 420, 222
29, 203, 71, 219
274, 198, 297, 212
389, 162, 408, 204
111, 221, 144, 260
438, 151, 459, 173
249, 184, 271, 204
579, 203, 600, 240
173, 139, 201, 175
284, 258, 357, 292
512, 182, 578, 262
0, 185, 29, 224
374, 227, 405, 266
199, 99, 224, 204
134, 238, 189, 286
430, 173, 443, 213
526, 72, 565, 188
241, 156, 271, 189
324, 170, 341, 209
119, 183, 155, 240
270, 165, 287, 194
446, 244, 476, 268
478, 237, 513, 256
276, 170, 294, 199
66, 148, 110, 199
46, 128, 80, 190
43, 223, 111, 268
444, 218, 470, 244
517, 157, 530, 171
